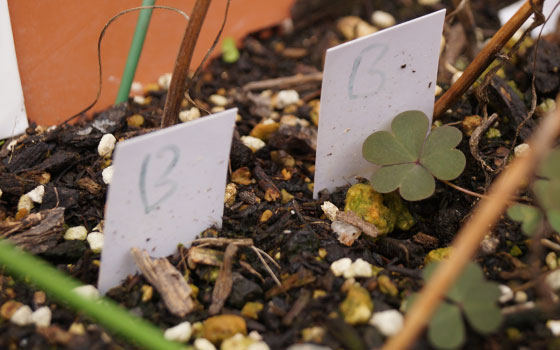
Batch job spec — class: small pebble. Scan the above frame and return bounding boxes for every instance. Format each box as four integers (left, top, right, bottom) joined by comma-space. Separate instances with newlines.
64, 226, 88, 241
339, 283, 373, 325
514, 143, 530, 157
1, 301, 23, 319
102, 165, 114, 185
240, 136, 266, 152
547, 320, 560, 336
344, 258, 373, 279
321, 201, 339, 221
330, 258, 352, 277
27, 185, 45, 204
87, 232, 104, 253
370, 11, 396, 29
498, 285, 514, 303
434, 85, 443, 96
546, 269, 560, 291
332, 221, 361, 246
31, 306, 52, 328
337, 16, 377, 40
547, 252, 559, 270
369, 309, 404, 337
224, 183, 237, 206
73, 285, 100, 300
480, 235, 499, 255
158, 73, 172, 90
194, 338, 217, 350
133, 95, 147, 105
164, 321, 192, 343
0, 188, 3, 199
179, 107, 201, 123
10, 305, 33, 326
17, 194, 33, 212
275, 90, 300, 109
97, 134, 116, 157
514, 291, 528, 304
209, 94, 228, 107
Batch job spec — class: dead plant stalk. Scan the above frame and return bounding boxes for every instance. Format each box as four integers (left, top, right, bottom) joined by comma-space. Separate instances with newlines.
161, 0, 212, 128
433, 0, 544, 119
383, 96, 560, 350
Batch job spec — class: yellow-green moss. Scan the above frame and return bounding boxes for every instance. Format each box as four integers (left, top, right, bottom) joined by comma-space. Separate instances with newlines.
344, 183, 414, 234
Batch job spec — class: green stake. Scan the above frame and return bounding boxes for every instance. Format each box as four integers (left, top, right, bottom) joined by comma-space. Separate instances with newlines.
115, 0, 156, 104
0, 239, 188, 350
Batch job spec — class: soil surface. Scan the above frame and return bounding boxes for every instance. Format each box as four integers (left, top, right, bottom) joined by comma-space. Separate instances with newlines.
1, 0, 560, 349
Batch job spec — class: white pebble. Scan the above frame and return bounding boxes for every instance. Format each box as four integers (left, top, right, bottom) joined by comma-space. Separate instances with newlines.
280, 115, 309, 127
133, 95, 147, 105
87, 232, 104, 253
7, 140, 17, 152
179, 107, 201, 123
276, 90, 300, 109
514, 143, 530, 157
194, 338, 217, 350
64, 226, 88, 241
321, 201, 339, 221
0, 188, 3, 199
332, 221, 361, 246
73, 285, 100, 300
248, 342, 270, 350
330, 258, 352, 277
498, 285, 514, 303
548, 320, 560, 336
241, 136, 266, 152
31, 306, 52, 328
480, 235, 499, 255
163, 321, 192, 343
287, 345, 332, 350
514, 291, 528, 304
27, 185, 45, 204
546, 269, 560, 291
17, 194, 34, 212
102, 166, 114, 185
158, 73, 172, 90
370, 11, 396, 29
10, 305, 33, 326
369, 309, 404, 337
434, 85, 443, 96
211, 106, 226, 113
209, 94, 228, 107
344, 258, 373, 279
97, 134, 116, 157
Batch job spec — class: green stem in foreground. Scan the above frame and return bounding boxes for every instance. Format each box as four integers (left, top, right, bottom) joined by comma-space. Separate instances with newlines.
115, 0, 156, 104
0, 240, 188, 350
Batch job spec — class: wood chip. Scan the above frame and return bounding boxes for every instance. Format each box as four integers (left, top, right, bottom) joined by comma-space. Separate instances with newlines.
1, 207, 65, 254
131, 248, 194, 317
209, 244, 238, 315
336, 210, 379, 239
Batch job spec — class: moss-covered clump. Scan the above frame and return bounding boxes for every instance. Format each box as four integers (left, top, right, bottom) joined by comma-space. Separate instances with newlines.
344, 183, 414, 234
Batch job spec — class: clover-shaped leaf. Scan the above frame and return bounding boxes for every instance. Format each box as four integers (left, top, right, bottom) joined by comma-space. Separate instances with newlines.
363, 110, 466, 201
408, 262, 502, 350
507, 204, 543, 236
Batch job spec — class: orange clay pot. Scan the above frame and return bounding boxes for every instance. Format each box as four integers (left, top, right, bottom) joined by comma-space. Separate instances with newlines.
8, 0, 295, 126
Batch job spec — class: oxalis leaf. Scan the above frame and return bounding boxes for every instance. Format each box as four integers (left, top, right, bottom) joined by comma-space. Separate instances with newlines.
363, 110, 466, 201
411, 262, 502, 349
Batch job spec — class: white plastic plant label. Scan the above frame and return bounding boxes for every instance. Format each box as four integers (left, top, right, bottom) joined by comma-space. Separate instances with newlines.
313, 10, 445, 198
499, 0, 559, 37
0, 1, 28, 139
98, 109, 236, 293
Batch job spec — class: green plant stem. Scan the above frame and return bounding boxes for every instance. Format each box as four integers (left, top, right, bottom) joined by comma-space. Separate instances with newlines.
115, 0, 156, 104
0, 239, 188, 350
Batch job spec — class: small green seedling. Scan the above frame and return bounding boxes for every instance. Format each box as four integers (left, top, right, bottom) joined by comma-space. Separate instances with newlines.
508, 147, 560, 235
362, 110, 466, 201
222, 37, 240, 63
406, 262, 502, 350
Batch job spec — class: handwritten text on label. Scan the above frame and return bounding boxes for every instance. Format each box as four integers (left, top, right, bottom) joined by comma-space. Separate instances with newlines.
139, 145, 180, 214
